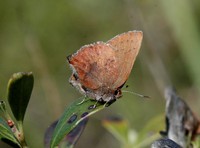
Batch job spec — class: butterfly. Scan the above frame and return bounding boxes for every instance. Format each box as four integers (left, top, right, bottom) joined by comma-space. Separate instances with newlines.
67, 31, 143, 103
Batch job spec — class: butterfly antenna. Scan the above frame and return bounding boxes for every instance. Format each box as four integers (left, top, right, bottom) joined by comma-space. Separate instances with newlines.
122, 90, 150, 99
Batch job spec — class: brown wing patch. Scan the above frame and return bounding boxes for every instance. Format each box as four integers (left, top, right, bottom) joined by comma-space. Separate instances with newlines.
68, 42, 120, 90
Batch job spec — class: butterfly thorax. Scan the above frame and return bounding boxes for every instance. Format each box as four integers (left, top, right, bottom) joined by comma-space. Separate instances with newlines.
86, 86, 122, 102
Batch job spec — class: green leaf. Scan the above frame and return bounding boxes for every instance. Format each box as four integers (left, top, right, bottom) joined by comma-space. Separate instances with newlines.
102, 116, 129, 145
45, 119, 88, 148
60, 118, 88, 148
7, 72, 34, 122
0, 118, 20, 147
102, 115, 164, 148
50, 98, 110, 148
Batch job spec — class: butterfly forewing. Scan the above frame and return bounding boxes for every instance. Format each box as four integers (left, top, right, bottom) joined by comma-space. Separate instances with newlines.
107, 31, 143, 89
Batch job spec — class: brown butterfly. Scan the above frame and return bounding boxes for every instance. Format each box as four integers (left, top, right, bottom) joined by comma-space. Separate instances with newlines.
67, 31, 143, 103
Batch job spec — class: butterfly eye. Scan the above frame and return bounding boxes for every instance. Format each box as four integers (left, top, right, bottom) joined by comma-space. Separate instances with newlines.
114, 89, 122, 97
114, 90, 118, 95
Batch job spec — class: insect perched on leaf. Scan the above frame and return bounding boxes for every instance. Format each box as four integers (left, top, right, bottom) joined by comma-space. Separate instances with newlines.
67, 31, 143, 103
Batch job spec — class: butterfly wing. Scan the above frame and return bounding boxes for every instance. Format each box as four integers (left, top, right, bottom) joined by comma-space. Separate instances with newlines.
107, 31, 143, 89
68, 42, 120, 90
68, 31, 143, 92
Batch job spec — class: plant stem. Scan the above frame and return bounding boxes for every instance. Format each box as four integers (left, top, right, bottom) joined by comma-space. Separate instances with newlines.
17, 121, 28, 148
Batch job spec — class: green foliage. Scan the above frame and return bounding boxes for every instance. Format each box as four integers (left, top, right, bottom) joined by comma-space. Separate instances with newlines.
45, 118, 88, 148
0, 118, 20, 147
7, 72, 34, 122
50, 98, 107, 147
102, 115, 163, 148
0, 72, 34, 147
0, 71, 114, 147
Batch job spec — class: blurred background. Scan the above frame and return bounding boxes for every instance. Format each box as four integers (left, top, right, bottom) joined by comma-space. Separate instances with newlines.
0, 0, 200, 147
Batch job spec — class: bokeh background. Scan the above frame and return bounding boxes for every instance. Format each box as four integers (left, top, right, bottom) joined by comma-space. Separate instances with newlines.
0, 0, 200, 147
